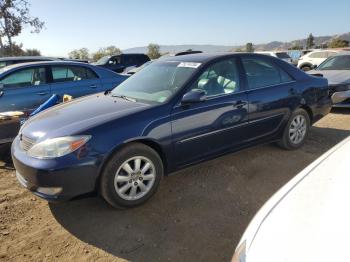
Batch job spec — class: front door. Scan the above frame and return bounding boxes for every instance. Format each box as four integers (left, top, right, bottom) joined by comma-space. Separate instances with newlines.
0, 66, 51, 114
171, 57, 249, 166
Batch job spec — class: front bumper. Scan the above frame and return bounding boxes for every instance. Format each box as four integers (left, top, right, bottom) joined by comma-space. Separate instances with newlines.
11, 136, 101, 201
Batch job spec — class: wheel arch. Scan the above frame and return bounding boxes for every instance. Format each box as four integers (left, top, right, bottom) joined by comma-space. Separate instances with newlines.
95, 138, 168, 191
299, 105, 313, 123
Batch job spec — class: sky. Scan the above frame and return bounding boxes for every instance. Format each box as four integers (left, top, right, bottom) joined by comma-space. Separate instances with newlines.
14, 0, 350, 57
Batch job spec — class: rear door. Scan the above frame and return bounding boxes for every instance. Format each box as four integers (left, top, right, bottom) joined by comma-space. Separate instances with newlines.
241, 56, 299, 140
0, 66, 51, 114
49, 65, 102, 98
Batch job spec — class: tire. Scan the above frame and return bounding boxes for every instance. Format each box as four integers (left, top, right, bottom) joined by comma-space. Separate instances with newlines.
278, 108, 310, 150
100, 143, 163, 209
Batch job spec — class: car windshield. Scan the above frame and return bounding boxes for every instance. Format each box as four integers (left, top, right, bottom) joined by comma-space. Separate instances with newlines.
276, 52, 291, 59
95, 56, 111, 65
111, 61, 199, 104
317, 55, 350, 70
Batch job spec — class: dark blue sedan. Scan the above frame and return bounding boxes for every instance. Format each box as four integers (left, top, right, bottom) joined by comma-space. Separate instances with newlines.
11, 53, 331, 208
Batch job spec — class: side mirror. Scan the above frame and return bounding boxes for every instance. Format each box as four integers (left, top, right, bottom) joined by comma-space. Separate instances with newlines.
181, 89, 206, 105
311, 64, 318, 70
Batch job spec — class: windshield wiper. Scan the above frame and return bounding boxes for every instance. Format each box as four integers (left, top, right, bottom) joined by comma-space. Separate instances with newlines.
111, 94, 137, 102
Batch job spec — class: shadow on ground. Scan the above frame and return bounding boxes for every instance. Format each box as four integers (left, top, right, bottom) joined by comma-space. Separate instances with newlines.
49, 126, 350, 262
0, 143, 13, 170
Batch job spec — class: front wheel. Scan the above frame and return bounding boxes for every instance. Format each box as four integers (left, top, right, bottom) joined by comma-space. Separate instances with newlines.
100, 143, 163, 209
278, 109, 310, 150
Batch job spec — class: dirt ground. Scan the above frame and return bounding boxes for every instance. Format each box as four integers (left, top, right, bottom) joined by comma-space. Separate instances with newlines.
1, 109, 350, 262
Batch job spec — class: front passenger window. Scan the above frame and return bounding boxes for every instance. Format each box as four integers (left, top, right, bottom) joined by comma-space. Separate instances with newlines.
189, 58, 240, 97
0, 67, 47, 88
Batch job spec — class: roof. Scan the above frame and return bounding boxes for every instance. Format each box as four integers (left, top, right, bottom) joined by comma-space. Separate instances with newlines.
0, 56, 57, 61
159, 52, 244, 63
1, 60, 92, 72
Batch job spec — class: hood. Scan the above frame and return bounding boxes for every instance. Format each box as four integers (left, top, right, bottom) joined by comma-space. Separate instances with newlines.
21, 93, 150, 141
308, 70, 350, 85
240, 137, 350, 261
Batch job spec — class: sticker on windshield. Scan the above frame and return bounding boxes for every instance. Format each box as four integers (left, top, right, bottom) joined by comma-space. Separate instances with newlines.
177, 62, 201, 68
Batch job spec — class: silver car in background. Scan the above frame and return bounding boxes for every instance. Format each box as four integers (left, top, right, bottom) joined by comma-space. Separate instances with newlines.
308, 52, 350, 107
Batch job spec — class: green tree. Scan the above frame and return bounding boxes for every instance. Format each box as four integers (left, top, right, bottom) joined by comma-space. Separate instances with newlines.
92, 45, 121, 61
306, 33, 314, 49
68, 48, 89, 60
0, 0, 44, 55
328, 38, 349, 48
147, 43, 161, 59
288, 45, 303, 50
245, 42, 254, 52
24, 48, 40, 56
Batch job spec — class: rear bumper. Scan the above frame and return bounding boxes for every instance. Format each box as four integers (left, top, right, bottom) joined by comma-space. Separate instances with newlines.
11, 137, 101, 201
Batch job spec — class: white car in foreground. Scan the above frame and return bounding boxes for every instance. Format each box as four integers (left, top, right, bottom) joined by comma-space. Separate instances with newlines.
297, 50, 339, 71
255, 51, 293, 64
232, 136, 350, 262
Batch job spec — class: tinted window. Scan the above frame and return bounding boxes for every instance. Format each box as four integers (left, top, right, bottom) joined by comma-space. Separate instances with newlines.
276, 52, 291, 59
327, 51, 337, 58
189, 58, 240, 97
0, 67, 47, 88
317, 55, 350, 70
52, 66, 97, 83
309, 52, 327, 58
108, 56, 121, 65
242, 58, 293, 89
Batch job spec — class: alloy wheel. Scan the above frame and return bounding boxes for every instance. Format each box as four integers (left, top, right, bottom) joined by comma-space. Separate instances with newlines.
114, 156, 156, 201
289, 115, 307, 145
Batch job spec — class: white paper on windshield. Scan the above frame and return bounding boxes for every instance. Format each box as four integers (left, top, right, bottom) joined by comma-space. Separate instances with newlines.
177, 62, 201, 68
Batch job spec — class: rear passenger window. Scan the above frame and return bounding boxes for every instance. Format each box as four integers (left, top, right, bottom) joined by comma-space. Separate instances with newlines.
189, 58, 240, 97
52, 66, 98, 83
242, 58, 293, 89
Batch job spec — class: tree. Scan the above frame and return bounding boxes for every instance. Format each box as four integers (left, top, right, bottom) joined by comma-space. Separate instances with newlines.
147, 43, 161, 59
91, 45, 121, 61
245, 42, 254, 52
306, 33, 314, 49
288, 45, 303, 50
0, 0, 44, 54
68, 48, 89, 60
24, 48, 40, 56
328, 38, 349, 48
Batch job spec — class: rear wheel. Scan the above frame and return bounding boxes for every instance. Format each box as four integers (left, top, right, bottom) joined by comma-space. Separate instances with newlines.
100, 143, 163, 209
278, 109, 310, 150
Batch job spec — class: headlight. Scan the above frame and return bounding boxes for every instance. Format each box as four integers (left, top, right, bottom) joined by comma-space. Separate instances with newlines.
231, 241, 246, 262
27, 135, 91, 159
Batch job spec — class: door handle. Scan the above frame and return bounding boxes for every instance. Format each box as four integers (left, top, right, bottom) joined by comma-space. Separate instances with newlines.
89, 84, 97, 88
233, 100, 247, 108
0, 91, 3, 97
36, 92, 48, 96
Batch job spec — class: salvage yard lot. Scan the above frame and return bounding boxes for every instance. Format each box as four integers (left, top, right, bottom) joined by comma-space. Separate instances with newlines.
1, 109, 350, 262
